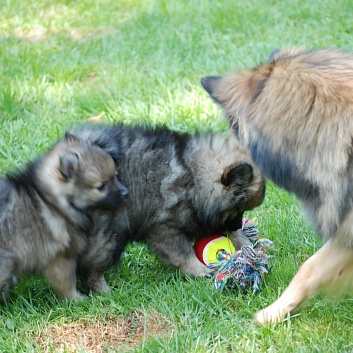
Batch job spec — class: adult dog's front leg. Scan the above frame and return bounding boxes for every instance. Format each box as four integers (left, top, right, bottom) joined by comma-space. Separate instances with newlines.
254, 241, 353, 325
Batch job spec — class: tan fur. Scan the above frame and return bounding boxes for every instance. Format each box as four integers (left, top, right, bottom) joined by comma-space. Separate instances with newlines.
0, 136, 127, 300
201, 48, 353, 324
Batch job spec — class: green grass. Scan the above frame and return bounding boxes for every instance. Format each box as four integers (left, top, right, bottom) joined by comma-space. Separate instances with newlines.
1, 0, 353, 352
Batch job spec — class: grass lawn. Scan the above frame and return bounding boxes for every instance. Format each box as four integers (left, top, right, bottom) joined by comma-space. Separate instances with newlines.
1, 0, 353, 352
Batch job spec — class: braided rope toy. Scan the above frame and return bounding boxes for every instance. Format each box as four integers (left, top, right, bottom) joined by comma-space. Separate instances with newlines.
194, 219, 274, 292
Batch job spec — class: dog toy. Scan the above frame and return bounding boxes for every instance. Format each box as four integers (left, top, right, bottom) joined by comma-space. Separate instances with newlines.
194, 219, 273, 292
194, 234, 236, 268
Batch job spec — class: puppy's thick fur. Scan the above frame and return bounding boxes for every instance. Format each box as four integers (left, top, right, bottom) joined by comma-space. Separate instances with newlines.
0, 135, 127, 299
202, 48, 353, 324
73, 125, 265, 294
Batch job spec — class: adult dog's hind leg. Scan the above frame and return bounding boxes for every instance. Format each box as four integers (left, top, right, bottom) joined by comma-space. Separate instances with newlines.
254, 241, 353, 325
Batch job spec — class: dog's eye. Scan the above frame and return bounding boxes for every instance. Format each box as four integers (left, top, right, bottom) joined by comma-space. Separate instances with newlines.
97, 182, 107, 192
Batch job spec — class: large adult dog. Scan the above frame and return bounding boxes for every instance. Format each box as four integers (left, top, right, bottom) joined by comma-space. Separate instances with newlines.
201, 48, 353, 325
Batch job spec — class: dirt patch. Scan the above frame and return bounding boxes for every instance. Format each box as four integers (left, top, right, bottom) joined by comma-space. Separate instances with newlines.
36, 310, 172, 353
13, 27, 48, 41
6, 26, 116, 42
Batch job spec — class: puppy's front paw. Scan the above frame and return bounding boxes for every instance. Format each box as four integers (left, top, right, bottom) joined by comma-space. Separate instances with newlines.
89, 276, 110, 294
181, 256, 214, 277
65, 290, 85, 301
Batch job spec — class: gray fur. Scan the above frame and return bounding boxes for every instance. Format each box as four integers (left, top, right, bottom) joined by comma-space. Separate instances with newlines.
0, 136, 126, 299
73, 124, 265, 293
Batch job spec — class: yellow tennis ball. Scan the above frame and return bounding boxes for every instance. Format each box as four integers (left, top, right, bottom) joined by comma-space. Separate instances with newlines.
194, 234, 236, 267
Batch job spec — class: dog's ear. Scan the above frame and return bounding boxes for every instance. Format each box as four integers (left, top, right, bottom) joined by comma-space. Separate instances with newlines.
64, 132, 83, 143
201, 72, 256, 108
60, 152, 79, 180
202, 61, 273, 106
94, 141, 121, 162
268, 48, 281, 62
201, 76, 223, 104
221, 161, 253, 187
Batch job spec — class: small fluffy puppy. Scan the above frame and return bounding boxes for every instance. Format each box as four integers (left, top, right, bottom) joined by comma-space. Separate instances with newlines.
0, 134, 127, 299
72, 124, 265, 294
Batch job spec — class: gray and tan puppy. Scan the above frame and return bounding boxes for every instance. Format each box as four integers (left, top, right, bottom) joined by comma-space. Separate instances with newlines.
72, 125, 265, 294
0, 134, 127, 299
202, 48, 353, 324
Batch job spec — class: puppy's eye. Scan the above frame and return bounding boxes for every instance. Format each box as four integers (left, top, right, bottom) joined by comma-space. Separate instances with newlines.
97, 182, 107, 192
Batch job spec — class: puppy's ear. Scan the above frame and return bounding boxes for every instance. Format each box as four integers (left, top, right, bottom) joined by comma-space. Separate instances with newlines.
221, 162, 253, 187
94, 141, 121, 162
64, 132, 82, 143
201, 76, 223, 104
60, 152, 79, 180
